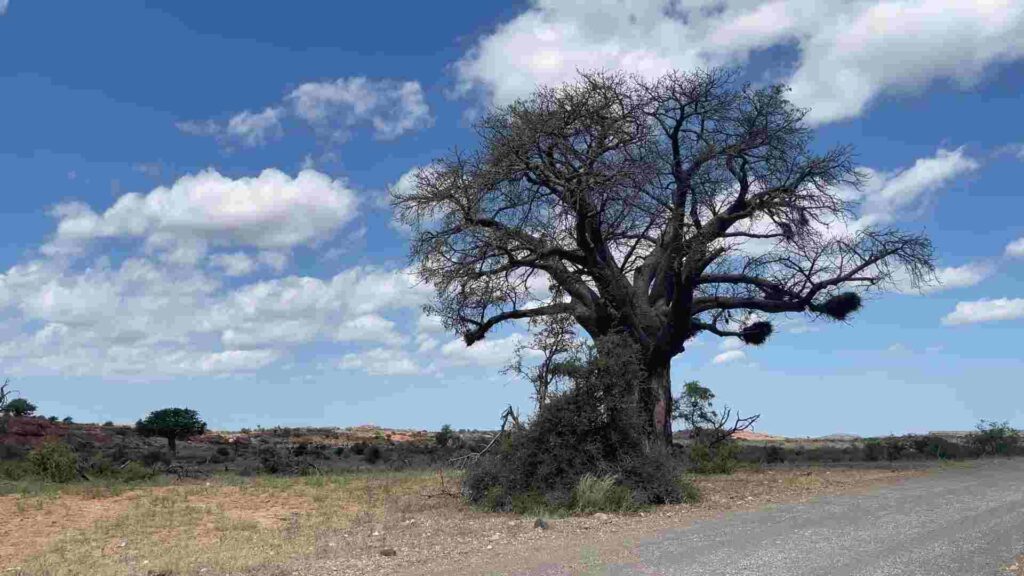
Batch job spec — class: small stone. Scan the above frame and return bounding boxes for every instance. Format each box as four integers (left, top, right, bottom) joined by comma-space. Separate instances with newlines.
379, 548, 397, 557
533, 518, 549, 530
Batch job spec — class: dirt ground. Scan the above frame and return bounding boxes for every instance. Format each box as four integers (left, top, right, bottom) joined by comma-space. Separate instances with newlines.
281, 467, 923, 576
1, 465, 924, 576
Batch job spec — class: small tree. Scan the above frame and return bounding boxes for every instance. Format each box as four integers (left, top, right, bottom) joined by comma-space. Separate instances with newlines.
673, 381, 758, 449
3, 398, 36, 417
435, 424, 455, 447
136, 408, 207, 455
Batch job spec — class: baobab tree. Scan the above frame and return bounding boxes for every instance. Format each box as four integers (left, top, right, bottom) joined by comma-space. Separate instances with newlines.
394, 69, 934, 445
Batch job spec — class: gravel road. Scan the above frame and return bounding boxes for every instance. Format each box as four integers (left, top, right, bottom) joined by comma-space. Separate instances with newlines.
606, 459, 1024, 576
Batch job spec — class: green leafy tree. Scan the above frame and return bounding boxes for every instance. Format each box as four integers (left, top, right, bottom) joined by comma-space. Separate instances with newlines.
435, 424, 455, 447
136, 408, 207, 455
2, 397, 36, 417
673, 381, 757, 449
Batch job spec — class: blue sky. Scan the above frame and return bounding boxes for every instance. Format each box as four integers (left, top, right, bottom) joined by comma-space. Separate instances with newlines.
1, 1, 1022, 437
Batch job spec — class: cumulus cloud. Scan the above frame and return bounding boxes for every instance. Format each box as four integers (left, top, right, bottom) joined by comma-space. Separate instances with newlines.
225, 107, 285, 147
712, 350, 746, 365
0, 249, 432, 377
178, 77, 432, 147
288, 78, 433, 140
1005, 238, 1024, 258
43, 168, 358, 259
854, 147, 980, 226
440, 334, 527, 368
943, 298, 1024, 326
456, 0, 1024, 123
338, 348, 421, 376
892, 261, 995, 295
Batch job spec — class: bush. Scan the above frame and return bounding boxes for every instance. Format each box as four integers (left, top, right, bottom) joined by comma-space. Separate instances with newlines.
573, 474, 636, 513
351, 442, 367, 455
909, 434, 966, 460
2, 398, 36, 417
363, 445, 383, 464
436, 424, 455, 448
27, 441, 78, 483
689, 441, 739, 474
0, 459, 34, 481
677, 476, 701, 504
141, 449, 172, 467
119, 461, 158, 482
968, 420, 1020, 456
764, 444, 786, 464
463, 335, 686, 512
333, 446, 345, 457
102, 421, 115, 427
863, 439, 884, 462
61, 416, 74, 424
883, 436, 908, 461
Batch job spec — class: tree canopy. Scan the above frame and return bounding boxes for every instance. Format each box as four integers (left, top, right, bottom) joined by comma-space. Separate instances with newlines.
394, 69, 934, 441
136, 407, 207, 454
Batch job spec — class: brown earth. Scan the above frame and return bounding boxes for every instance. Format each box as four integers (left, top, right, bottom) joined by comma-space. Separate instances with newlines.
271, 467, 924, 576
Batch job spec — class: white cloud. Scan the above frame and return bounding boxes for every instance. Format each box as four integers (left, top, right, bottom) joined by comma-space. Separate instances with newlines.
855, 147, 980, 226
712, 350, 746, 365
225, 107, 284, 147
440, 334, 527, 368
893, 261, 995, 295
719, 338, 745, 352
942, 298, 1024, 326
1005, 238, 1024, 258
198, 349, 280, 373
334, 314, 406, 346
0, 248, 431, 377
178, 78, 432, 147
287, 77, 433, 140
209, 252, 258, 277
44, 168, 358, 258
175, 119, 220, 137
456, 0, 1024, 124
930, 263, 995, 292
338, 348, 421, 376
0, 0, 9, 15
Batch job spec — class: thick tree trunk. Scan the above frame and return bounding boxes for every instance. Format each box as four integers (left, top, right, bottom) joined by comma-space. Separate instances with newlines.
647, 360, 674, 446
167, 436, 177, 455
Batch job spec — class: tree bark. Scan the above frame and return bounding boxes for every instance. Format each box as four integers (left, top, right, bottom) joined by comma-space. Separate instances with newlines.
647, 360, 674, 446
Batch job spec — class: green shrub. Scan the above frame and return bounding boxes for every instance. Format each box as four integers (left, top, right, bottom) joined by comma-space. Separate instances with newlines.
909, 434, 966, 459
436, 424, 455, 447
118, 461, 158, 482
764, 444, 786, 464
351, 442, 367, 455
27, 441, 78, 483
102, 421, 115, 427
61, 416, 74, 424
333, 446, 345, 457
689, 441, 739, 474
863, 439, 884, 462
141, 449, 172, 467
464, 335, 686, 512
363, 445, 383, 464
0, 459, 35, 481
883, 436, 908, 461
677, 475, 701, 503
2, 398, 36, 417
572, 474, 636, 513
968, 420, 1020, 456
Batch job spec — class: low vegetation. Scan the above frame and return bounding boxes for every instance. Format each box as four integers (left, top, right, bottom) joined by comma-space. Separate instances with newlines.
464, 336, 690, 514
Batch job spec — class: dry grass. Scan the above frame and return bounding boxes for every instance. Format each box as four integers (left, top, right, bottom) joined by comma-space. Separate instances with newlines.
2, 470, 456, 576
1, 466, 923, 576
